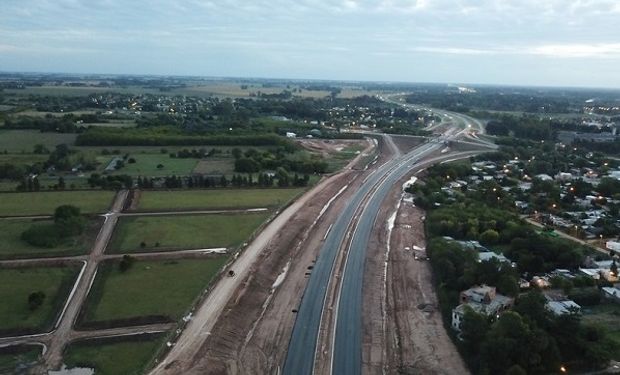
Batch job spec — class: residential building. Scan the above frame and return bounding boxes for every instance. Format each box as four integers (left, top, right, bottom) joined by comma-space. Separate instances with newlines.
546, 300, 581, 316
451, 285, 514, 331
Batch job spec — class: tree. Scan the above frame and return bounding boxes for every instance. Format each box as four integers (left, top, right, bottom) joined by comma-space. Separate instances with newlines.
54, 205, 80, 221
497, 274, 519, 297
33, 144, 50, 154
480, 229, 500, 245
506, 365, 527, 375
119, 255, 136, 272
54, 205, 85, 237
21, 224, 62, 247
460, 309, 490, 355
513, 291, 549, 328
28, 291, 46, 311
234, 158, 260, 173
276, 167, 290, 187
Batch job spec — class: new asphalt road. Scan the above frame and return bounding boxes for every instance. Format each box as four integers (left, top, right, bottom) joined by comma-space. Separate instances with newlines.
282, 140, 441, 375
283, 100, 487, 374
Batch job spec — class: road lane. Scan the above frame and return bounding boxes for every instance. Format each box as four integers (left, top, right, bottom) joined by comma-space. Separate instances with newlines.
282, 141, 439, 375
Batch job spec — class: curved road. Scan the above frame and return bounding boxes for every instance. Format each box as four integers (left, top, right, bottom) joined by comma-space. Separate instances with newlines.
283, 99, 488, 375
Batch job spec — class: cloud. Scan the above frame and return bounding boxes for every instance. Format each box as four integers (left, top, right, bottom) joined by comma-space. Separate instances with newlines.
528, 43, 620, 58
1, 0, 620, 86
408, 46, 494, 55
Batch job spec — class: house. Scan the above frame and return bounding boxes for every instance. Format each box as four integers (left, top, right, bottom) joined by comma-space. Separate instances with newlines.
602, 286, 620, 303
532, 276, 551, 288
451, 285, 514, 331
515, 200, 529, 210
519, 278, 531, 289
607, 241, 620, 252
478, 251, 511, 264
535, 174, 553, 181
555, 172, 574, 182
578, 268, 601, 280
546, 300, 581, 316
285, 132, 297, 138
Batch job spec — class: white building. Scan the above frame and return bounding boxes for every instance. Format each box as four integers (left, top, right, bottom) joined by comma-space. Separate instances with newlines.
546, 300, 581, 316
451, 285, 514, 331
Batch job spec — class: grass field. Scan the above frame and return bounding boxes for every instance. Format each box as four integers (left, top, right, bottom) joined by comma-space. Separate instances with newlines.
107, 154, 198, 177
582, 304, 620, 360
325, 143, 365, 172
108, 212, 269, 253
0, 218, 100, 260
0, 153, 48, 165
81, 258, 227, 324
10, 109, 100, 117
4, 83, 376, 99
4, 86, 163, 97
191, 158, 235, 175
0, 345, 41, 374
136, 188, 304, 211
63, 335, 164, 375
0, 190, 115, 216
0, 265, 80, 335
0, 181, 19, 191
0, 130, 77, 153
80, 120, 137, 128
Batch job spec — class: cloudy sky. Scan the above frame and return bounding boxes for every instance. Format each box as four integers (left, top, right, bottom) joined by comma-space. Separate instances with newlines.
1, 0, 620, 87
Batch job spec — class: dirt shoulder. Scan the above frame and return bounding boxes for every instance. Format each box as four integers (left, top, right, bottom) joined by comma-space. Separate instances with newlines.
150, 137, 387, 375
362, 174, 469, 375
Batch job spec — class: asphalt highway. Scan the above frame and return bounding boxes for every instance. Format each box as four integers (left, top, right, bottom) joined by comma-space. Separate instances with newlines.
283, 98, 487, 375
282, 140, 440, 375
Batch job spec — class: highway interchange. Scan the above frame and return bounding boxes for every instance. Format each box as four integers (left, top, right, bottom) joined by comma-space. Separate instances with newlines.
283, 97, 493, 375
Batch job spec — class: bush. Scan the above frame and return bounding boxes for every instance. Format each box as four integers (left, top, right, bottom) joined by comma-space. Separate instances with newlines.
27, 291, 46, 311
119, 255, 136, 273
480, 229, 500, 245
568, 288, 601, 307
21, 224, 62, 248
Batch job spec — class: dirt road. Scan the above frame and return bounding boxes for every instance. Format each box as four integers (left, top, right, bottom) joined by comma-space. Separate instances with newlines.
42, 189, 127, 369
360, 169, 469, 375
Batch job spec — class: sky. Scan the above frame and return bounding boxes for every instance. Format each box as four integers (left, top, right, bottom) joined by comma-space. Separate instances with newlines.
1, 0, 620, 88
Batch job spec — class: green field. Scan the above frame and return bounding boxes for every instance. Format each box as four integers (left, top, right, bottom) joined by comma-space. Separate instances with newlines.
106, 153, 198, 177
0, 153, 48, 165
4, 83, 374, 100
0, 130, 77, 153
0, 190, 115, 216
0, 218, 100, 260
64, 335, 164, 375
0, 265, 80, 335
0, 345, 41, 374
4, 86, 163, 97
325, 143, 365, 172
109, 212, 269, 253
81, 258, 228, 324
582, 304, 620, 360
136, 188, 304, 211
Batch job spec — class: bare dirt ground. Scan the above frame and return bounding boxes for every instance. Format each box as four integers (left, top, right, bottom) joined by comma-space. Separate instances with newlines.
361, 174, 469, 375
296, 138, 365, 158
151, 138, 392, 375
390, 135, 426, 155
